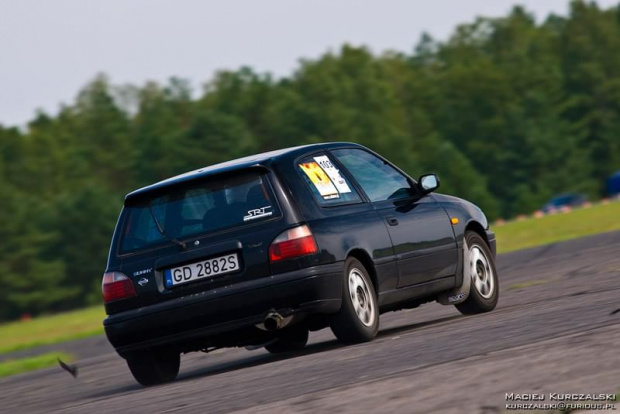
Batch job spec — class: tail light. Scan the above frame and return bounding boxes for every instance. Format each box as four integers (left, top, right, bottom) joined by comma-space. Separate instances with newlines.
102, 272, 136, 303
269, 225, 318, 262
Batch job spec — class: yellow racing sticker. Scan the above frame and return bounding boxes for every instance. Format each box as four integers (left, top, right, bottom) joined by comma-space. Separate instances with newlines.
299, 161, 339, 199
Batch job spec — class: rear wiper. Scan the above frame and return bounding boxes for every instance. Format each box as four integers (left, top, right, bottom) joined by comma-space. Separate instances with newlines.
147, 202, 186, 250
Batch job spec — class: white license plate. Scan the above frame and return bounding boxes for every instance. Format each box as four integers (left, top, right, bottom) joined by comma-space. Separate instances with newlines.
164, 253, 239, 287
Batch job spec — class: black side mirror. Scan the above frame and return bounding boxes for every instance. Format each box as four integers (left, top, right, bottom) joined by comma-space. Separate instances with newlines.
419, 174, 440, 194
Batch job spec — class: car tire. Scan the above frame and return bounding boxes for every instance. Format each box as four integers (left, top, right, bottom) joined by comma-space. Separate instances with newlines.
455, 231, 499, 315
126, 350, 180, 386
330, 257, 379, 344
265, 327, 309, 354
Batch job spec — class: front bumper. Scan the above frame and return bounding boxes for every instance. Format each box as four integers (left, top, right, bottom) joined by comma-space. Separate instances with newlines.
104, 262, 343, 356
486, 230, 497, 257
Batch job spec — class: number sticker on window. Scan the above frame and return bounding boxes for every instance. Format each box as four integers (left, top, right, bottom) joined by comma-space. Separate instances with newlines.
313, 156, 351, 194
299, 162, 340, 199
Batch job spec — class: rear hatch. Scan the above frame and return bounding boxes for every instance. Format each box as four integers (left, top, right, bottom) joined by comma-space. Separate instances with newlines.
105, 168, 292, 314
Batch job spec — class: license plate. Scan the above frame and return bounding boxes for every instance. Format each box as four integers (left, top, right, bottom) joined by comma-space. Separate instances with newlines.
164, 253, 239, 287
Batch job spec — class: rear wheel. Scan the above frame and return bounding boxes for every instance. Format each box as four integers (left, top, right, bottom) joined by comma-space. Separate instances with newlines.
265, 327, 309, 354
455, 231, 499, 315
331, 258, 379, 344
126, 350, 180, 386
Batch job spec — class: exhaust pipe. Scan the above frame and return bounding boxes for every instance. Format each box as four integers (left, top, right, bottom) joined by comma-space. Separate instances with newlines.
263, 312, 284, 331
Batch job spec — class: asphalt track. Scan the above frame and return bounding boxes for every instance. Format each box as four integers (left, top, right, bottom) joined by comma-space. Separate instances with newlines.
2, 231, 620, 414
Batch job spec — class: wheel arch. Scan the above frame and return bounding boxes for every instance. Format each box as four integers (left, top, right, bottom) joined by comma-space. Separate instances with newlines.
346, 248, 378, 297
465, 220, 490, 248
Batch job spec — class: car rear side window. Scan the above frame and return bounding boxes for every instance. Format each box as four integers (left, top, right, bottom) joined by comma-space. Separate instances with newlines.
297, 154, 361, 205
120, 172, 279, 253
331, 148, 414, 202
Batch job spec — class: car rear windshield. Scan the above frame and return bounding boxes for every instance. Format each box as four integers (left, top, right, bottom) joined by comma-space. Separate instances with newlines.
119, 171, 279, 254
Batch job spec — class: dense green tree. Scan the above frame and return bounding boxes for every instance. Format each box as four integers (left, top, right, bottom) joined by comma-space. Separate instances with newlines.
44, 184, 120, 302
561, 1, 620, 190
0, 188, 77, 319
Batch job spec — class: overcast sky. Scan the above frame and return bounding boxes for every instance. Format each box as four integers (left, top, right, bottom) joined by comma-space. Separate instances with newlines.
0, 0, 617, 126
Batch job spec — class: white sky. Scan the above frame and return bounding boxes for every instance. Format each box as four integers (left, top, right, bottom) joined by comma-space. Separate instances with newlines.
0, 0, 617, 126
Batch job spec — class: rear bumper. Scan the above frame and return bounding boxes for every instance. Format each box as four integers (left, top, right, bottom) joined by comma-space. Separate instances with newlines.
104, 262, 343, 356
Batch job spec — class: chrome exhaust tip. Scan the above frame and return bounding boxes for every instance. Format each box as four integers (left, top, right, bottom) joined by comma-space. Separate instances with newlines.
263, 312, 284, 331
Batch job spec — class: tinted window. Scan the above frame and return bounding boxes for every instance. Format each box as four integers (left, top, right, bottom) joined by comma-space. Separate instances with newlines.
297, 154, 361, 205
120, 172, 279, 253
332, 149, 413, 202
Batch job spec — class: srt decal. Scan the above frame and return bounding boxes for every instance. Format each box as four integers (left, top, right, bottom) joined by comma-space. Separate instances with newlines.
244, 206, 273, 222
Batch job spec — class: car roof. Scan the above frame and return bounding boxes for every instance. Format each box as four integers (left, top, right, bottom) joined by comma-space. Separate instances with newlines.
126, 141, 363, 200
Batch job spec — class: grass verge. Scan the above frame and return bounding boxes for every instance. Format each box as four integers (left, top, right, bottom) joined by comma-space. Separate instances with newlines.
0, 352, 74, 378
0, 306, 105, 355
494, 201, 620, 254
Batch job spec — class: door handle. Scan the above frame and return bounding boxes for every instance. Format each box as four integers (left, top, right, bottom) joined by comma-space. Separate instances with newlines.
386, 217, 399, 226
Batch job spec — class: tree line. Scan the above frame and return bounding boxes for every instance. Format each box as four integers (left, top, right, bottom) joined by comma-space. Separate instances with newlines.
1, 1, 619, 320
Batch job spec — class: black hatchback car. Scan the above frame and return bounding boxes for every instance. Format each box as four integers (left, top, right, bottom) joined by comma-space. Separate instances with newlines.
103, 142, 498, 385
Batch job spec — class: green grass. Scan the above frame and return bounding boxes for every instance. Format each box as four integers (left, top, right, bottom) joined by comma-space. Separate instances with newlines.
0, 306, 105, 355
0, 352, 74, 378
494, 201, 620, 254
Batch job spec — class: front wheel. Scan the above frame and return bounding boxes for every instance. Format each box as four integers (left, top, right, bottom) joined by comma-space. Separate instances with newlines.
455, 231, 499, 315
126, 350, 180, 386
331, 258, 379, 344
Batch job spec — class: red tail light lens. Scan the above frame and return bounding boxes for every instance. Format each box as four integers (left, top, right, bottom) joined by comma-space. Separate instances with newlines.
102, 272, 136, 303
269, 225, 318, 262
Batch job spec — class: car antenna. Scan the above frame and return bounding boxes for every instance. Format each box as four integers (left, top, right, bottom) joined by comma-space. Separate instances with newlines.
148, 201, 186, 250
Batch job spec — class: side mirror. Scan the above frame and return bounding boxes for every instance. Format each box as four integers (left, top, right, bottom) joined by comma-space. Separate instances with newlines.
419, 174, 440, 194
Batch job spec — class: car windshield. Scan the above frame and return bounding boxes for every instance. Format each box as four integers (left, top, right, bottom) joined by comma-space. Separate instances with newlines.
120, 172, 279, 253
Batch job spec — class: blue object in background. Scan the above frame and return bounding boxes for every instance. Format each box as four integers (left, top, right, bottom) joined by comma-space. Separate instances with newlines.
607, 171, 620, 197
541, 193, 588, 213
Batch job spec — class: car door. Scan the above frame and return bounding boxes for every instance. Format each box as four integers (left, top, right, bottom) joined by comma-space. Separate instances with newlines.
330, 148, 458, 288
